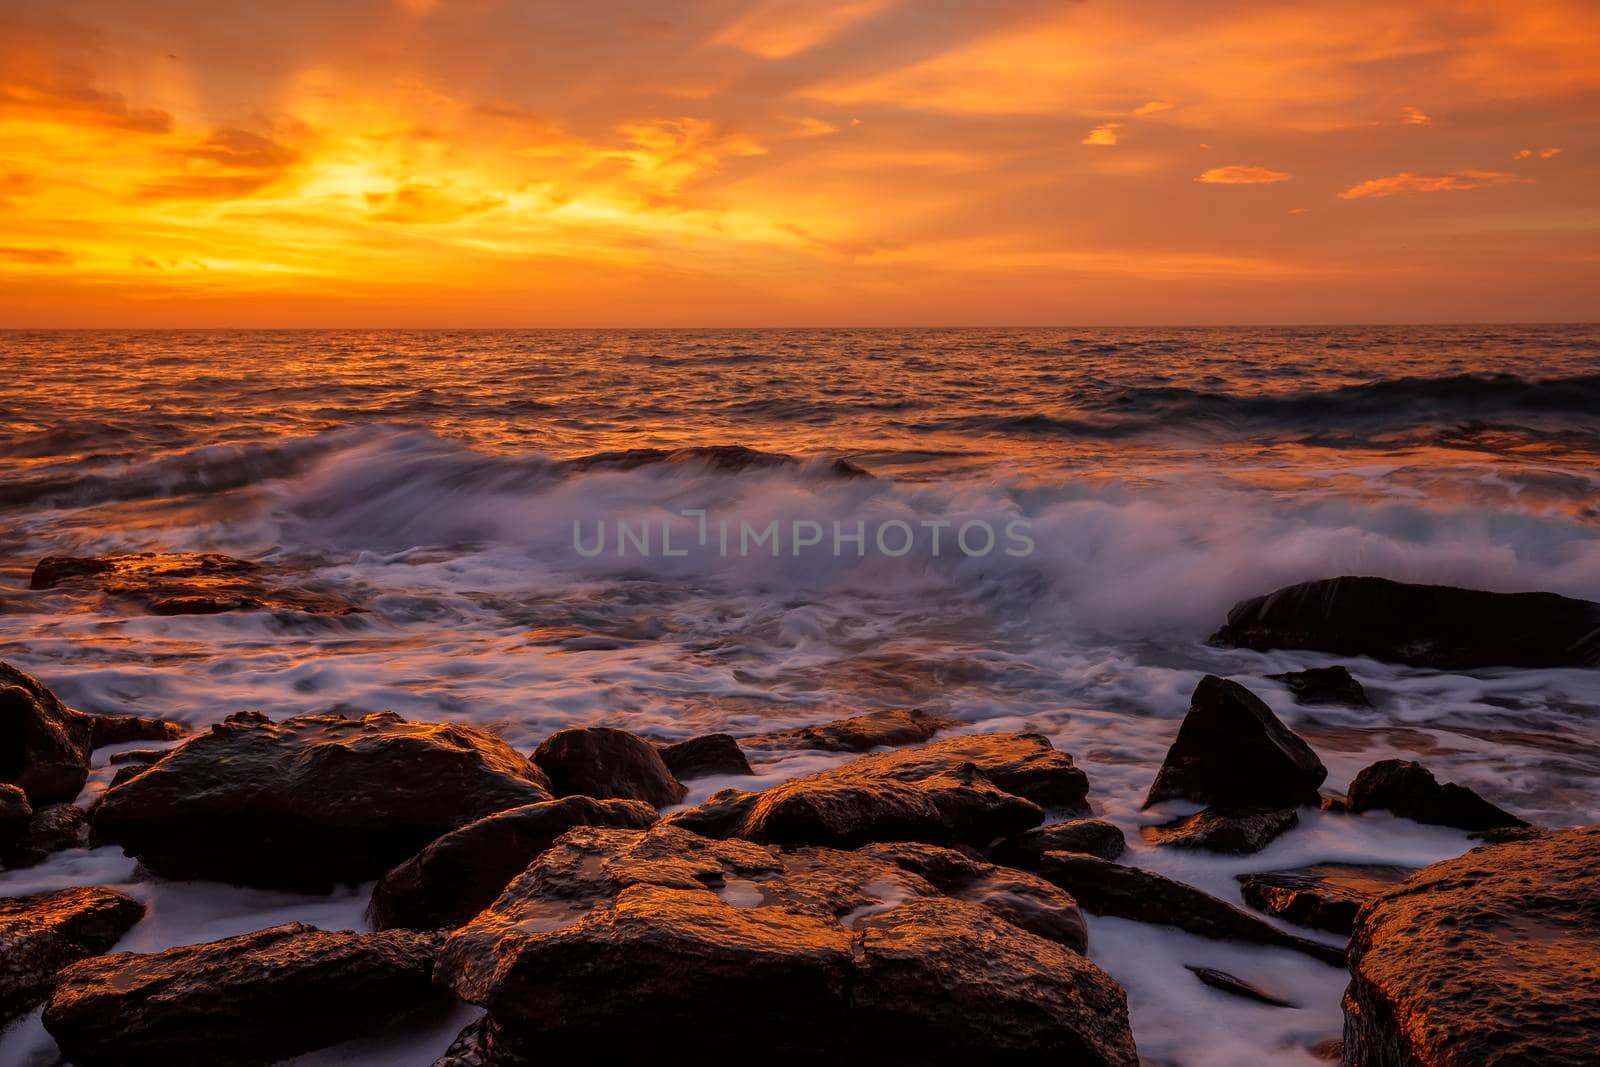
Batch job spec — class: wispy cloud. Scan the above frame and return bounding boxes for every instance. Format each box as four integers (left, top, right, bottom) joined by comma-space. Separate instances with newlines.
1081, 122, 1122, 146
1401, 106, 1431, 126
1197, 165, 1292, 184
1133, 100, 1173, 116
1338, 170, 1528, 199
1515, 147, 1562, 160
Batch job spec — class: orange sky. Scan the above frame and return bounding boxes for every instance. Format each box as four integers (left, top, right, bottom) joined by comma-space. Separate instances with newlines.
1, 0, 1596, 326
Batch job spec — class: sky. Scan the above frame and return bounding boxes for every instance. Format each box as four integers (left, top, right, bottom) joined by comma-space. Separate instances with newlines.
0, 0, 1596, 326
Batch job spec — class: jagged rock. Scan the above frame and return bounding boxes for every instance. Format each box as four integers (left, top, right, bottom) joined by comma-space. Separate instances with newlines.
437, 824, 1137, 1065
92, 711, 554, 890
1346, 759, 1527, 831
1185, 965, 1297, 1008
1142, 807, 1299, 854
3, 802, 90, 867
664, 732, 1087, 849
433, 1016, 526, 1066
1267, 665, 1372, 708
107, 747, 170, 765
0, 782, 31, 847
1033, 852, 1345, 965
747, 708, 959, 753
1344, 826, 1600, 1065
370, 795, 659, 930
43, 922, 449, 1066
1212, 575, 1600, 669
0, 887, 145, 1024
990, 818, 1127, 867
30, 552, 358, 617
560, 445, 869, 480
532, 727, 686, 808
1143, 676, 1326, 811
85, 713, 187, 748
1236, 863, 1415, 936
656, 733, 753, 779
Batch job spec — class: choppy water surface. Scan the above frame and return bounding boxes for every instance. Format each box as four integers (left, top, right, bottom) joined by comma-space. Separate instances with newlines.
3, 325, 1599, 1065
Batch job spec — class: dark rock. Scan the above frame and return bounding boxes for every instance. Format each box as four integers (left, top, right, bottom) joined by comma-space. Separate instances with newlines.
4, 803, 91, 867
108, 763, 152, 789
1267, 665, 1372, 708
432, 1016, 529, 1067
92, 711, 554, 890
1212, 575, 1600, 669
1143, 676, 1326, 810
85, 713, 186, 749
1142, 807, 1299, 854
1033, 852, 1346, 965
30, 552, 359, 617
990, 818, 1127, 866
1185, 965, 1297, 1008
560, 445, 869, 480
0, 887, 145, 1024
438, 824, 1136, 1065
1346, 759, 1527, 831
656, 733, 753, 779
107, 747, 170, 765
1344, 826, 1600, 1066
370, 795, 659, 930
532, 726, 686, 808
747, 708, 959, 753
44, 922, 449, 1066
1236, 863, 1416, 936
0, 782, 31, 847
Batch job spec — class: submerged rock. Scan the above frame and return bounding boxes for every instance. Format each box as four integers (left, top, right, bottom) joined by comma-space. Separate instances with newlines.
1346, 759, 1527, 831
3, 802, 90, 868
1142, 807, 1299, 854
29, 551, 359, 617
747, 708, 959, 753
1236, 862, 1415, 936
44, 922, 449, 1067
1212, 575, 1600, 669
1344, 826, 1600, 1066
93, 711, 554, 890
0, 887, 145, 1024
1142, 676, 1326, 811
1185, 965, 1297, 1009
532, 726, 686, 808
656, 733, 753, 779
990, 818, 1128, 867
1267, 665, 1372, 708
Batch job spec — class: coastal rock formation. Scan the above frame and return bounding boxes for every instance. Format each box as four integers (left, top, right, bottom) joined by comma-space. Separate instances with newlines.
656, 733, 753, 779
665, 732, 1087, 849
990, 818, 1128, 866
1268, 665, 1373, 708
93, 710, 554, 890
1344, 826, 1600, 1065
370, 795, 659, 930
1236, 863, 1415, 936
747, 708, 959, 753
43, 922, 449, 1066
532, 726, 686, 807
0, 783, 30, 848
1212, 575, 1600, 669
1142, 676, 1327, 810
29, 551, 359, 617
437, 824, 1136, 1065
0, 887, 145, 1024
560, 444, 869, 480
3, 802, 90, 868
1185, 965, 1297, 1008
1142, 807, 1299, 854
1346, 759, 1527, 831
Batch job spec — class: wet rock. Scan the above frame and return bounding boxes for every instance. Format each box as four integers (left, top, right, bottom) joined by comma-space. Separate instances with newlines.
371, 795, 659, 930
1267, 665, 1372, 708
433, 1016, 528, 1067
1184, 965, 1297, 1008
437, 824, 1137, 1065
1346, 759, 1527, 831
1212, 575, 1600, 669
44, 922, 449, 1066
560, 445, 869, 479
1143, 676, 1326, 811
107, 747, 170, 765
748, 708, 959, 753
85, 713, 187, 748
532, 726, 686, 808
656, 733, 753, 779
0, 887, 145, 1024
990, 818, 1128, 866
0, 782, 31, 847
1033, 852, 1346, 965
3, 803, 90, 868
30, 551, 359, 617
1236, 863, 1415, 936
93, 711, 554, 890
1344, 826, 1600, 1066
1142, 807, 1299, 854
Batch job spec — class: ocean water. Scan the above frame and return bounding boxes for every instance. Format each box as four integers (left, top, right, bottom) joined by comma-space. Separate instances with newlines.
3, 325, 1599, 1064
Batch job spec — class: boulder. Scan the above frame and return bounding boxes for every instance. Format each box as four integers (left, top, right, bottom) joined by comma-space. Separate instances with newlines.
0, 887, 145, 1024
1346, 759, 1526, 831
1267, 665, 1372, 708
3, 802, 90, 868
433, 1016, 527, 1067
747, 708, 959, 753
92, 711, 554, 890
1143, 676, 1326, 810
1236, 863, 1415, 936
44, 922, 449, 1066
1141, 807, 1299, 854
0, 782, 31, 847
85, 713, 187, 749
1185, 965, 1297, 1008
370, 795, 659, 930
990, 818, 1127, 867
1344, 826, 1600, 1066
437, 824, 1136, 1065
1212, 575, 1600, 669
656, 733, 754, 779
30, 552, 358, 617
532, 727, 686, 808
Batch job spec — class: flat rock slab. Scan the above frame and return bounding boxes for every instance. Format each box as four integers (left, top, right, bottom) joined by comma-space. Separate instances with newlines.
30, 552, 359, 617
745, 708, 959, 753
1237, 863, 1416, 936
1142, 807, 1299, 854
0, 887, 145, 1024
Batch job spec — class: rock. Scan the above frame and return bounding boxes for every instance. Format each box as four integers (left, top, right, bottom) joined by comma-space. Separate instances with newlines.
44, 922, 449, 1066
1141, 807, 1299, 854
532, 726, 686, 808
0, 887, 145, 1024
1236, 863, 1416, 936
92, 711, 554, 890
1346, 759, 1527, 831
1267, 665, 1372, 708
1143, 676, 1326, 811
85, 713, 187, 748
664, 732, 1087, 850
1212, 575, 1600, 670
656, 733, 753, 779
437, 824, 1137, 1065
370, 795, 659, 930
30, 551, 359, 617
1033, 852, 1346, 965
107, 747, 171, 765
990, 818, 1127, 866
1344, 826, 1600, 1066
747, 708, 959, 753
0, 782, 31, 847
560, 445, 869, 480
433, 1016, 527, 1067
1185, 965, 1297, 1008
3, 803, 91, 867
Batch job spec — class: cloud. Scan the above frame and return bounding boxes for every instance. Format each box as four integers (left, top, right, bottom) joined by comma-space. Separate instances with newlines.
1133, 100, 1173, 116
1401, 106, 1431, 125
1338, 169, 1529, 199
0, 245, 71, 264
136, 128, 301, 201
364, 182, 506, 223
1515, 147, 1562, 159
1197, 165, 1292, 184
1081, 122, 1122, 146
713, 0, 897, 59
